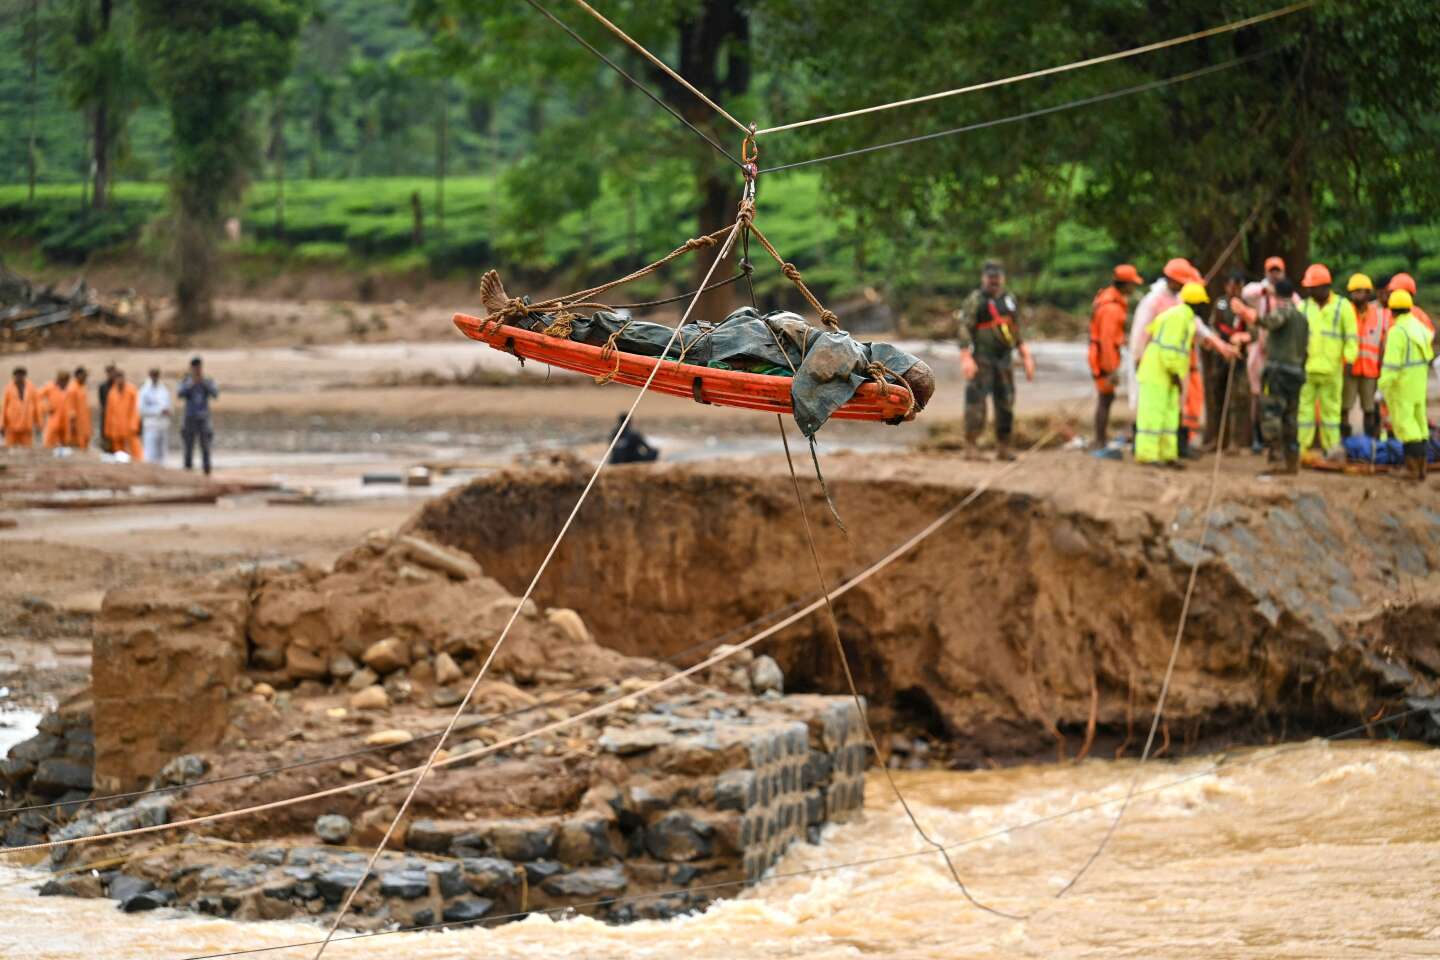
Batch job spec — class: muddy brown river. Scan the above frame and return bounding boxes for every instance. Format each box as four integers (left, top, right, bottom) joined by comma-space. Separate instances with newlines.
3, 739, 1436, 959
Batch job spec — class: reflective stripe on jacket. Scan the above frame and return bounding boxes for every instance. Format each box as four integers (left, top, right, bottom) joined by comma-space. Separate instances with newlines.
1137, 304, 1196, 386
1303, 296, 1358, 375
1351, 302, 1388, 378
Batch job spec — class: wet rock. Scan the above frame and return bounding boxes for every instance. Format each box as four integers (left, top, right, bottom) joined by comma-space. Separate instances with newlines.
431, 687, 463, 708
644, 812, 713, 862
362, 637, 411, 675
155, 754, 208, 787
715, 770, 755, 811
522, 860, 563, 882
0, 756, 37, 782
434, 652, 463, 686
10, 733, 62, 765
442, 897, 494, 923
285, 644, 329, 680
328, 653, 358, 680
31, 759, 92, 794
546, 608, 590, 645
750, 656, 784, 695
364, 729, 412, 747
39, 874, 103, 897
347, 667, 380, 691
349, 685, 390, 711
427, 861, 466, 898
398, 535, 482, 581
249, 846, 288, 866
121, 888, 176, 912
490, 819, 557, 861
379, 870, 430, 899
406, 820, 462, 854
542, 865, 627, 898
460, 857, 516, 894
107, 874, 154, 903
598, 727, 671, 755
382, 673, 414, 704
557, 816, 615, 864
316, 868, 370, 903
315, 814, 352, 845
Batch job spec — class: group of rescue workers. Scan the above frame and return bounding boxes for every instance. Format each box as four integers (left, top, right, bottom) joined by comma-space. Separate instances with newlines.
1, 357, 220, 474
955, 257, 1436, 482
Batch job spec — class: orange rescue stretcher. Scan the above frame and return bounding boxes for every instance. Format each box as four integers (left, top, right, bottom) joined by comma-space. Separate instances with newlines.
452, 312, 914, 422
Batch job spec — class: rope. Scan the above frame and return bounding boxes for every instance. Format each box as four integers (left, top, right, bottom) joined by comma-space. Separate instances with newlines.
519, 0, 744, 170
566, 0, 749, 136
307, 216, 746, 959
776, 413, 1041, 920
3, 410, 1045, 861
745, 221, 840, 330
762, 52, 1269, 174
754, 1, 1312, 136
165, 704, 1430, 960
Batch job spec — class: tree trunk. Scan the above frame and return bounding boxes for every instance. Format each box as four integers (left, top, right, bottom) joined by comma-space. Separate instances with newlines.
174, 208, 216, 333
675, 0, 750, 325
91, 0, 113, 211
26, 0, 38, 204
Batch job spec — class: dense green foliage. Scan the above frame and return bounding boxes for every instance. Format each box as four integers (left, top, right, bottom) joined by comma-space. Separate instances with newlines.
1, 0, 1438, 323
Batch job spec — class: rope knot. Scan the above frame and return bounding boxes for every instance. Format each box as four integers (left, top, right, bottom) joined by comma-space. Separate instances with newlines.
684, 235, 718, 251
500, 297, 532, 320
781, 262, 802, 282
542, 309, 577, 339
818, 309, 840, 331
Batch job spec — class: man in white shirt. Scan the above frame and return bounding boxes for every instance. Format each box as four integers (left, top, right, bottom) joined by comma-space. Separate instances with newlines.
138, 367, 172, 465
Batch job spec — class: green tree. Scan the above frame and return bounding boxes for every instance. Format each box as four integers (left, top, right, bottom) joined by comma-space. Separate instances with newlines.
45, 0, 147, 209
758, 0, 1440, 287
135, 0, 307, 329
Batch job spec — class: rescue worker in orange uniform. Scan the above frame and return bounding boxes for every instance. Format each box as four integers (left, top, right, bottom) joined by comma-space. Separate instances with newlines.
66, 367, 92, 448
40, 370, 72, 448
3, 366, 43, 447
102, 369, 143, 460
1343, 274, 1386, 439
1088, 263, 1143, 452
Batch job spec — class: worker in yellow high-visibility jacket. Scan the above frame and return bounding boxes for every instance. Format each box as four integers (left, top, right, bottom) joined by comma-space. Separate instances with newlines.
1378, 288, 1435, 482
1135, 282, 1211, 468
1297, 263, 1358, 458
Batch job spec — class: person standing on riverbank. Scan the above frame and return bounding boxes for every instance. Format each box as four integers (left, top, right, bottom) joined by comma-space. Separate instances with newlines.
1088, 264, 1142, 453
178, 356, 219, 475
65, 367, 91, 449
3, 367, 42, 447
139, 368, 173, 465
40, 370, 72, 448
103, 370, 142, 460
956, 260, 1036, 462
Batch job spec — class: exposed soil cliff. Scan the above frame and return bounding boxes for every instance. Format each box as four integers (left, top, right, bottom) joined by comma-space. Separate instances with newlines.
409, 451, 1440, 762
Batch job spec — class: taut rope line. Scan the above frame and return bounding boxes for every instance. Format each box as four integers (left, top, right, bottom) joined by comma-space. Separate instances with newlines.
566, 0, 749, 135
308, 216, 747, 959
755, 0, 1312, 136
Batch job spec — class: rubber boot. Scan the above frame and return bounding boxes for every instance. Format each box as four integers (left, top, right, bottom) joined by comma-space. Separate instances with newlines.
994, 441, 1016, 462
1363, 410, 1380, 439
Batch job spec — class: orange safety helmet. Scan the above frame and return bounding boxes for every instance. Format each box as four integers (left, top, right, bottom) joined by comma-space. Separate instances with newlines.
1113, 264, 1144, 284
1263, 256, 1286, 272
1301, 263, 1332, 288
1388, 272, 1418, 295
1163, 258, 1196, 284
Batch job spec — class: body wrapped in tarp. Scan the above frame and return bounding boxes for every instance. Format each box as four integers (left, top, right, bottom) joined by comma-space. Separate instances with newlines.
517, 306, 931, 436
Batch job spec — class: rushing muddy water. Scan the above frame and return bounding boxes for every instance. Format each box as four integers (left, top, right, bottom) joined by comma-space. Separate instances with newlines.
3, 739, 1437, 959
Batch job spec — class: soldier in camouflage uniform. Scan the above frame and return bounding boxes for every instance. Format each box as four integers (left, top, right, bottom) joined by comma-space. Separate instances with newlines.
955, 261, 1036, 460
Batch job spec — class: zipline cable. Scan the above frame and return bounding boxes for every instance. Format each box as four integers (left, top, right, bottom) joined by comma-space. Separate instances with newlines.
307, 216, 747, 960
755, 0, 1312, 137
522, 0, 744, 170
566, 0, 749, 136
762, 53, 1268, 174
168, 704, 1428, 960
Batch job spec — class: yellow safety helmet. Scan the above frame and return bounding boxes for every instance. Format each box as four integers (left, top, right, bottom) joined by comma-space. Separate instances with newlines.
1388, 288, 1414, 311
1180, 282, 1210, 306
1347, 273, 1373, 292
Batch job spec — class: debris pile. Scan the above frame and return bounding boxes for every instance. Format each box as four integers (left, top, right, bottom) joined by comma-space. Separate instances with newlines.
0, 265, 168, 351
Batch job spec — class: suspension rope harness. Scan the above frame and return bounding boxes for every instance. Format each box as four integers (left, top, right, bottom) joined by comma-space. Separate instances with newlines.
754, 1, 1312, 136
